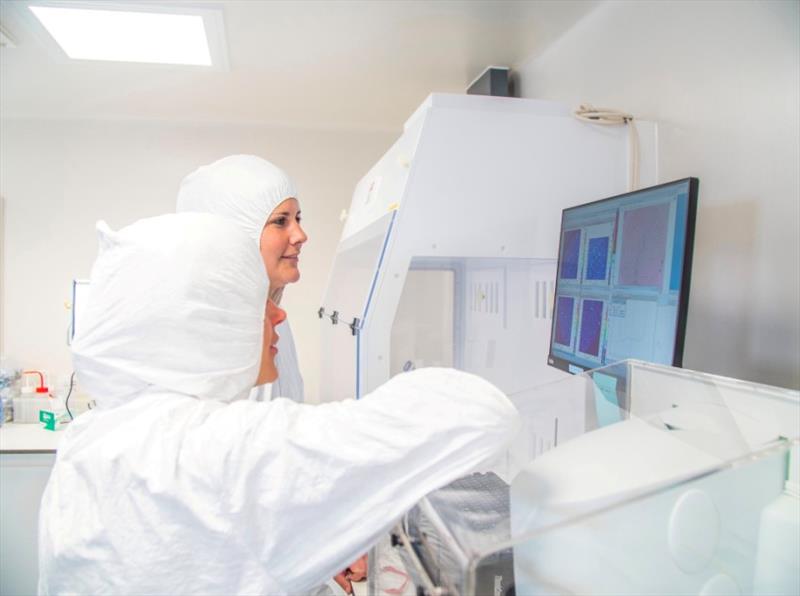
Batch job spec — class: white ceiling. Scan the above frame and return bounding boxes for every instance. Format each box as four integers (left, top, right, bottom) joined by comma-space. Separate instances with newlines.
0, 0, 597, 131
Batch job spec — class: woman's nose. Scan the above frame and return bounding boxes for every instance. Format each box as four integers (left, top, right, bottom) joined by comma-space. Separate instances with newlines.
291, 222, 308, 246
271, 306, 287, 327
266, 300, 287, 327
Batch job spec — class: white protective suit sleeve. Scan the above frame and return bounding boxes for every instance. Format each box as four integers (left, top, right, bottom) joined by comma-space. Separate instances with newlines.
196, 368, 518, 593
39, 368, 518, 595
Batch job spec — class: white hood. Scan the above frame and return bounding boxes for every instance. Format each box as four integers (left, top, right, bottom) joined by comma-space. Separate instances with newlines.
71, 213, 267, 408
175, 154, 306, 403
176, 154, 297, 244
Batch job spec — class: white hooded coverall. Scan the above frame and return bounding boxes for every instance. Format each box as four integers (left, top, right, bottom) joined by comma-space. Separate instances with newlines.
38, 213, 519, 595
177, 154, 305, 402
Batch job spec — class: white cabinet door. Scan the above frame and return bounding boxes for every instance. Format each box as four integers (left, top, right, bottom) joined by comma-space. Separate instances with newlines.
1, 452, 55, 596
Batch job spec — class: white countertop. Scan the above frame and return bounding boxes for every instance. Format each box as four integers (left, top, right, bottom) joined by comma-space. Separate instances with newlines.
0, 422, 65, 453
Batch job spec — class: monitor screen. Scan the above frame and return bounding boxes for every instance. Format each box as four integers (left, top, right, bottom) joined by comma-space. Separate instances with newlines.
548, 178, 698, 374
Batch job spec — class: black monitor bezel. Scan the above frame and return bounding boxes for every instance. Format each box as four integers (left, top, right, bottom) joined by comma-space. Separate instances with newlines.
547, 177, 699, 375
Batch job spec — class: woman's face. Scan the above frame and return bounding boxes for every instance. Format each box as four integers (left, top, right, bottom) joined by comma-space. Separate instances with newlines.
259, 198, 307, 291
256, 299, 287, 386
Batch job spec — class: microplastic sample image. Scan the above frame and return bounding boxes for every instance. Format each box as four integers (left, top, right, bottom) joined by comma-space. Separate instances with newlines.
586, 236, 610, 281
554, 296, 575, 346
619, 203, 669, 286
579, 299, 604, 356
560, 229, 581, 279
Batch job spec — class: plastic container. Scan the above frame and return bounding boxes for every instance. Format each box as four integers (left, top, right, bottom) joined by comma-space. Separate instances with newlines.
753, 444, 800, 595
0, 357, 21, 426
0, 397, 10, 425
12, 396, 54, 424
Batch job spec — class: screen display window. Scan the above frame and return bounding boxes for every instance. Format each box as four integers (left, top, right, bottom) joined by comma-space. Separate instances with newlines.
548, 178, 698, 374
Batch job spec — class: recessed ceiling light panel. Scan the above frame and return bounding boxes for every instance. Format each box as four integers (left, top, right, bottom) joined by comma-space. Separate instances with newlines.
28, 2, 227, 67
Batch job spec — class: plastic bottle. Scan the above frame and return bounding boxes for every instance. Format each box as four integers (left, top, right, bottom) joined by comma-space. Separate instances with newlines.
753, 443, 800, 595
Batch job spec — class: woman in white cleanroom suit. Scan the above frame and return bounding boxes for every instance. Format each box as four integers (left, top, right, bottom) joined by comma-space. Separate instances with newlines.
177, 154, 307, 402
38, 213, 519, 596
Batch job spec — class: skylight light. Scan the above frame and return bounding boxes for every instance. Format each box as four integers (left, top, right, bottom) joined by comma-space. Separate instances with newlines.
29, 4, 216, 66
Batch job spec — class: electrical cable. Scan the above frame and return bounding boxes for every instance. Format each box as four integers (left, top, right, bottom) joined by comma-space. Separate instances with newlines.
64, 371, 75, 420
574, 104, 640, 191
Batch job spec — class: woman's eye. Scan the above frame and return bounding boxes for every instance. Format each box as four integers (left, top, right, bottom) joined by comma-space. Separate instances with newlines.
271, 217, 287, 226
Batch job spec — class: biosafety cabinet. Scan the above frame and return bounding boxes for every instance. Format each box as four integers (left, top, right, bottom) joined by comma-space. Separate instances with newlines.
318, 93, 658, 401
370, 361, 800, 596
320, 94, 800, 595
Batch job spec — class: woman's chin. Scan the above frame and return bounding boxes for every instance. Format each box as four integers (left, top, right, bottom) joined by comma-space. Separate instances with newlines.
255, 371, 278, 386
269, 271, 300, 289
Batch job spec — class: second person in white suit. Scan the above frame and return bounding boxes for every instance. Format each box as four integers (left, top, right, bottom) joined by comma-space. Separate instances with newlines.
177, 154, 307, 402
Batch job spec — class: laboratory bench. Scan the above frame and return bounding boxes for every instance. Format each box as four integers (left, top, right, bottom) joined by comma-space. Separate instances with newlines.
0, 421, 64, 453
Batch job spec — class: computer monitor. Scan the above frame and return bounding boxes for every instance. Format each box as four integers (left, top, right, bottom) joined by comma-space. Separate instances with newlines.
70, 279, 90, 344
548, 178, 698, 374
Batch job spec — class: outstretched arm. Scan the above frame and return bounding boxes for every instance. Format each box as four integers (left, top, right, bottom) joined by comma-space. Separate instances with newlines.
191, 368, 519, 593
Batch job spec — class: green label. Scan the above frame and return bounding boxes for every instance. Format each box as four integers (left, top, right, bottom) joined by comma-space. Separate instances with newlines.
39, 410, 56, 431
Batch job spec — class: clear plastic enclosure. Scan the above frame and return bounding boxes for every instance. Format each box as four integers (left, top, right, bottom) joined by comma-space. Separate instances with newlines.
319, 213, 395, 401
389, 257, 559, 395
370, 360, 800, 596
320, 253, 561, 402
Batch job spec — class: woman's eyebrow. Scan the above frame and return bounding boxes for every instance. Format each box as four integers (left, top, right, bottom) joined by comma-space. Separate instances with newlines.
269, 211, 291, 218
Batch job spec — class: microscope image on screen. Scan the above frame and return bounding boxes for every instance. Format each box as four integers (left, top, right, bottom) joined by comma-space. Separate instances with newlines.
549, 178, 698, 374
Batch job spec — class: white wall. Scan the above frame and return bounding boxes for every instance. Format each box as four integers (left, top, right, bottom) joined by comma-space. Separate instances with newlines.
516, 0, 800, 389
0, 118, 395, 400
